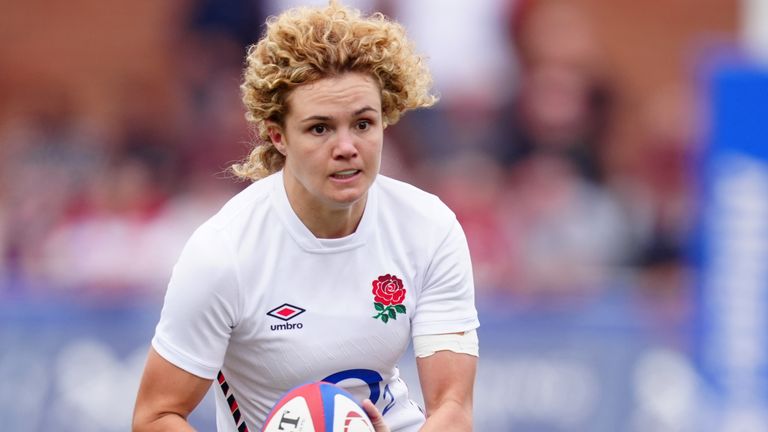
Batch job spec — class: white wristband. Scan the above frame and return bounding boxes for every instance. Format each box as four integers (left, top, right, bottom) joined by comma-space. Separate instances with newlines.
413, 329, 479, 358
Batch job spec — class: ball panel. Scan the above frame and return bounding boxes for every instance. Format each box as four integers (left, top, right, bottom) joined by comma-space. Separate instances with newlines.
331, 394, 375, 432
261, 382, 373, 432
262, 396, 316, 432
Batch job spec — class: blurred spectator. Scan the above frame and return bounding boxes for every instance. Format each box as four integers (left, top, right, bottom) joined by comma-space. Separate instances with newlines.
174, 0, 265, 179
0, 96, 109, 291
32, 147, 230, 298
33, 151, 168, 295
384, 0, 515, 164
172, 31, 249, 181
497, 0, 611, 177
611, 83, 697, 322
482, 0, 637, 294
389, 0, 514, 106
498, 152, 632, 295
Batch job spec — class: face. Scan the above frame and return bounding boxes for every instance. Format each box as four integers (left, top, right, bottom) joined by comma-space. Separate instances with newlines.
269, 72, 384, 214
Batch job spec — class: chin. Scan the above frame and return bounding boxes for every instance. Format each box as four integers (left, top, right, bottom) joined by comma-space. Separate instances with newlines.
330, 194, 364, 208
325, 189, 366, 208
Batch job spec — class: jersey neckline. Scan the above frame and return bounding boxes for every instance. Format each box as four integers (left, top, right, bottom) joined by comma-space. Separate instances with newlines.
270, 170, 378, 253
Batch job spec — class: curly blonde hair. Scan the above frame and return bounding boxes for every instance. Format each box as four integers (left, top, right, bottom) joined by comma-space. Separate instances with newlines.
232, 1, 437, 181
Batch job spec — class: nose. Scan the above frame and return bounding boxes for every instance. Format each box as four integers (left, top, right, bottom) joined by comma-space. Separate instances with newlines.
332, 130, 358, 160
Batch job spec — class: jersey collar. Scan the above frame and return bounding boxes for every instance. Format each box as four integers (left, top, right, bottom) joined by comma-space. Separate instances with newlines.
270, 170, 378, 253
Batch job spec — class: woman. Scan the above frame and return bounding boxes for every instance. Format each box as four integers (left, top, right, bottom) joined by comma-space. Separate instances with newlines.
132, 2, 479, 431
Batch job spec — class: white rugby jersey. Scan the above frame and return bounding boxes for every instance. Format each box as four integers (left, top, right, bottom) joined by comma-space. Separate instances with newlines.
152, 171, 479, 432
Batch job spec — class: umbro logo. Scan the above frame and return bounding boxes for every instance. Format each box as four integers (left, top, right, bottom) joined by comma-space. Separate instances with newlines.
267, 303, 305, 331
267, 303, 306, 321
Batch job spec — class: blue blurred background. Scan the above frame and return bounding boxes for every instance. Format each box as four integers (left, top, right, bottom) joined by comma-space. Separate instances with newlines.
1, 0, 767, 431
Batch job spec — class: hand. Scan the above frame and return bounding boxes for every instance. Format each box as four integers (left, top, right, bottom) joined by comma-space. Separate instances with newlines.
362, 399, 390, 432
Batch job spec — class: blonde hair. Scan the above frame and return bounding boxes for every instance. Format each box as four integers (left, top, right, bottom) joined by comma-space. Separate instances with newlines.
232, 1, 437, 181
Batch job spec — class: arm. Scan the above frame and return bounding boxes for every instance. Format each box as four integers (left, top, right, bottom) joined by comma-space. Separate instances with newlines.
411, 214, 479, 430
416, 350, 477, 432
134, 224, 237, 431
132, 348, 212, 432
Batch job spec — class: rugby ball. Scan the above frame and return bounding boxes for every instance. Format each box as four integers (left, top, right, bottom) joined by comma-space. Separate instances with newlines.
262, 381, 375, 432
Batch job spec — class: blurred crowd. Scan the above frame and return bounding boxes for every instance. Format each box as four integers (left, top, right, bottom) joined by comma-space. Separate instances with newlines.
0, 0, 734, 309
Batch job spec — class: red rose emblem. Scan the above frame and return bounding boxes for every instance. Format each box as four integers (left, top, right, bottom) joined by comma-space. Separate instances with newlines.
372, 274, 406, 306
371, 274, 407, 324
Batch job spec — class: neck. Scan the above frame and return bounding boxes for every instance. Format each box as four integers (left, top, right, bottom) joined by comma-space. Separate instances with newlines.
283, 183, 368, 239
295, 198, 367, 239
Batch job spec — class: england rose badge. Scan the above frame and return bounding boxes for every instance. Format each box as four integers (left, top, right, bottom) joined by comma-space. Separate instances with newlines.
371, 274, 406, 323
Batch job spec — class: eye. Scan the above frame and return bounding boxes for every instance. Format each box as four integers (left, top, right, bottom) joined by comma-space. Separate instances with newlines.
356, 120, 371, 131
309, 124, 328, 135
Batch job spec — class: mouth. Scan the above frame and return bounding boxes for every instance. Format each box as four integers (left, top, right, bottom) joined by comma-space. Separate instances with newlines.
330, 169, 361, 180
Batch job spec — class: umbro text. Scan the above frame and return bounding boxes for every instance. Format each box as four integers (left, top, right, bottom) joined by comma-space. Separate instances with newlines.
270, 322, 304, 331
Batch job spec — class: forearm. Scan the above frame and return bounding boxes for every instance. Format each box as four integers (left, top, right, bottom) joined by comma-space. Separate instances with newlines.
133, 349, 211, 432
419, 399, 472, 432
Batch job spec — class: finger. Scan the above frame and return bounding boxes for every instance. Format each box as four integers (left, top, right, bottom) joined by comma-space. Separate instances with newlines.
362, 399, 390, 432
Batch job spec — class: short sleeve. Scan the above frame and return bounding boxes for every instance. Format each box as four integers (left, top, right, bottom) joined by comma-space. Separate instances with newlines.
411, 219, 480, 337
151, 223, 240, 379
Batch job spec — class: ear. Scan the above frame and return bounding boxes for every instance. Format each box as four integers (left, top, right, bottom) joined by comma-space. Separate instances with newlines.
266, 121, 287, 155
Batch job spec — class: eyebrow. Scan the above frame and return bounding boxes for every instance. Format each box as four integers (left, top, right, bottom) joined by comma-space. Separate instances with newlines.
299, 106, 379, 123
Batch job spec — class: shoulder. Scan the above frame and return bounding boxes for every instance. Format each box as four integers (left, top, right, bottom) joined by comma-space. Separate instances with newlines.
203, 174, 276, 232
374, 175, 459, 246
180, 174, 276, 263
375, 175, 456, 223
